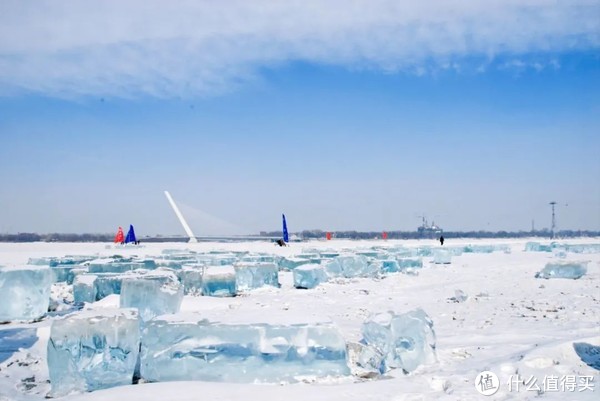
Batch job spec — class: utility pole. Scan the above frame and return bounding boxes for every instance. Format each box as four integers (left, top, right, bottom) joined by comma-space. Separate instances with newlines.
549, 201, 556, 239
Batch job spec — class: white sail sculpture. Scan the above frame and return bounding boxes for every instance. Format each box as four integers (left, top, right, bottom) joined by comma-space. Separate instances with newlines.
164, 191, 198, 243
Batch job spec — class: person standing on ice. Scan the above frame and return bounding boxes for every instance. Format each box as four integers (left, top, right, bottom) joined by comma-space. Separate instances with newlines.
439, 235, 444, 246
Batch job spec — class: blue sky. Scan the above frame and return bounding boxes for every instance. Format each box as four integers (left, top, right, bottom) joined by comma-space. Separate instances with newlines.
0, 1, 599, 236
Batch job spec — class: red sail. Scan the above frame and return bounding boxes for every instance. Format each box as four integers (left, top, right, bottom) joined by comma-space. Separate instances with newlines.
326, 232, 332, 240
382, 231, 388, 240
114, 227, 124, 243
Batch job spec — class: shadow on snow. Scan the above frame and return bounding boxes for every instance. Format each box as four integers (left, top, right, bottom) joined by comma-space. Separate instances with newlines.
0, 328, 39, 364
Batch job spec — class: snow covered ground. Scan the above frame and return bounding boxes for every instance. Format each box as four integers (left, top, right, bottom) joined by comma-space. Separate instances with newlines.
0, 238, 598, 401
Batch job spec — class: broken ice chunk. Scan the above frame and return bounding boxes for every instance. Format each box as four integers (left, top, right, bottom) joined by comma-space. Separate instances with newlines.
361, 309, 437, 373
449, 289, 468, 303
347, 341, 386, 376
535, 261, 588, 279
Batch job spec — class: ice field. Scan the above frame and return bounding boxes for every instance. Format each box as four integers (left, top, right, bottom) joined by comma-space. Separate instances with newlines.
0, 238, 598, 401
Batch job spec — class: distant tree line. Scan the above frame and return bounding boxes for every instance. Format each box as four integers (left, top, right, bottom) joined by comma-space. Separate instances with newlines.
261, 229, 600, 240
0, 229, 598, 243
0, 233, 113, 242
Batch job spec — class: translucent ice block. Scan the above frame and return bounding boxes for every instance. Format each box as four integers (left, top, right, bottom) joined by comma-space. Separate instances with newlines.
494, 244, 512, 254
240, 254, 278, 264
178, 265, 205, 295
47, 308, 140, 397
449, 289, 468, 303
154, 259, 193, 270
161, 248, 196, 256
93, 273, 126, 300
564, 243, 600, 254
28, 255, 96, 267
67, 267, 89, 285
319, 251, 340, 259
73, 274, 97, 304
278, 257, 312, 270
140, 313, 349, 383
50, 261, 91, 283
51, 266, 76, 283
416, 247, 433, 257
433, 250, 452, 264
325, 255, 377, 278
355, 250, 380, 258
463, 245, 493, 253
120, 275, 183, 321
347, 341, 386, 375
206, 254, 239, 266
0, 266, 52, 323
535, 261, 588, 279
202, 266, 237, 297
87, 259, 146, 274
27, 257, 55, 266
554, 251, 567, 259
296, 253, 321, 260
525, 242, 552, 252
380, 260, 400, 274
390, 248, 416, 258
133, 258, 158, 270
361, 309, 437, 373
397, 258, 423, 270
293, 264, 328, 289
235, 262, 279, 291
444, 247, 463, 256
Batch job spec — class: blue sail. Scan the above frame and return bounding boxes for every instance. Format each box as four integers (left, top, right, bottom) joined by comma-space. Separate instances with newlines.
125, 224, 137, 244
282, 214, 289, 243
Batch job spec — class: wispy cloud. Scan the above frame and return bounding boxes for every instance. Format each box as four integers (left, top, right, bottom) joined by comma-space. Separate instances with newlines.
498, 58, 562, 75
0, 0, 598, 98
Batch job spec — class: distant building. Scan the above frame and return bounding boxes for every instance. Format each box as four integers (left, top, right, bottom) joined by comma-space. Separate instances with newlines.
417, 217, 443, 239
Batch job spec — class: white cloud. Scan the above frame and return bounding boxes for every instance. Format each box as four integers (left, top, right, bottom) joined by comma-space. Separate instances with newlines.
0, 0, 598, 97
498, 58, 562, 74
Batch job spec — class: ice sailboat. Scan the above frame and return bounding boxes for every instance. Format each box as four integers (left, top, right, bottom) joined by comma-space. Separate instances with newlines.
124, 224, 137, 244
282, 214, 289, 243
114, 227, 124, 244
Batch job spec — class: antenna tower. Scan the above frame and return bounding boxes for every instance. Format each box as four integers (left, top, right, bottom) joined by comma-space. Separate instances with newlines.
549, 201, 557, 239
